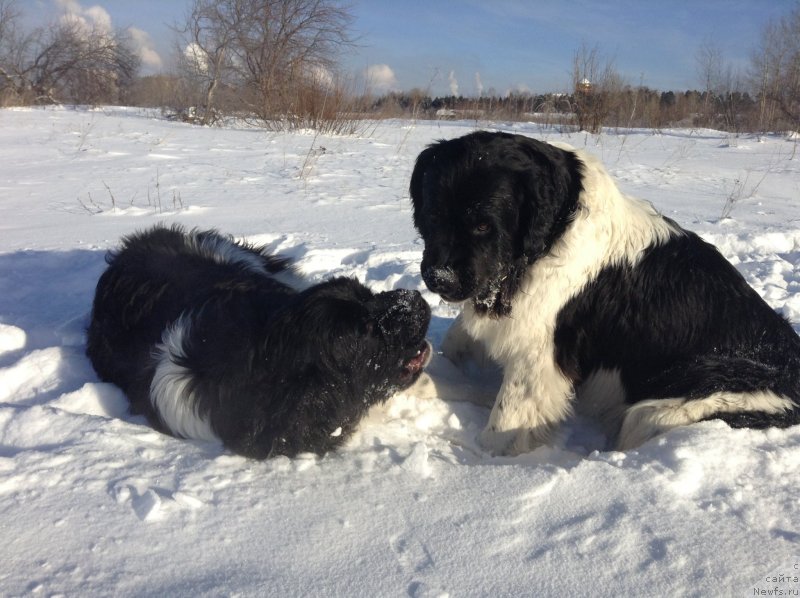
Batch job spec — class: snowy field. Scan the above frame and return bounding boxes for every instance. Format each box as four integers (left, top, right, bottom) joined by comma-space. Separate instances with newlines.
1, 106, 799, 597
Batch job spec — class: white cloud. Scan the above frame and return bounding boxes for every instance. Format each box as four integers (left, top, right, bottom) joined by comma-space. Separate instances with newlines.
84, 5, 112, 32
365, 64, 398, 93
55, 0, 112, 34
130, 27, 163, 71
184, 43, 209, 75
448, 70, 459, 96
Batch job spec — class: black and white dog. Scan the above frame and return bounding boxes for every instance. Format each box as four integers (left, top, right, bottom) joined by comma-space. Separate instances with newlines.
410, 131, 800, 454
86, 225, 431, 459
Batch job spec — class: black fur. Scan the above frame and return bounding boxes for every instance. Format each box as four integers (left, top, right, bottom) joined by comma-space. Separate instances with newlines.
86, 225, 431, 459
554, 231, 800, 426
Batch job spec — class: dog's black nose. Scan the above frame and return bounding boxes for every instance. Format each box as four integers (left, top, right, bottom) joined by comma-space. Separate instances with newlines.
422, 265, 461, 299
375, 289, 430, 340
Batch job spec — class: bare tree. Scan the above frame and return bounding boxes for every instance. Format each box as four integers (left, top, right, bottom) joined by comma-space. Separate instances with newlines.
0, 0, 29, 104
53, 23, 141, 104
175, 0, 356, 128
750, 4, 800, 132
697, 39, 754, 133
0, 2, 140, 105
175, 0, 242, 124
238, 0, 354, 121
571, 43, 626, 133
696, 39, 724, 126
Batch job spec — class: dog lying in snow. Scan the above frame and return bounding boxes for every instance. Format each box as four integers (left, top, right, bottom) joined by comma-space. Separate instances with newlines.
410, 131, 800, 454
86, 225, 431, 459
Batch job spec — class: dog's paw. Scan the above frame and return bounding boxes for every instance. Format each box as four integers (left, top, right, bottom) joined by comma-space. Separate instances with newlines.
478, 426, 514, 455
479, 426, 544, 456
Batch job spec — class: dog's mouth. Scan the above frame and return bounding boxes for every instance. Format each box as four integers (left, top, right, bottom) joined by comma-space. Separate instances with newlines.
399, 340, 432, 383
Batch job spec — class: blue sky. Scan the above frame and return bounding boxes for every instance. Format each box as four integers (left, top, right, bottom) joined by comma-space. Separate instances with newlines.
29, 0, 797, 96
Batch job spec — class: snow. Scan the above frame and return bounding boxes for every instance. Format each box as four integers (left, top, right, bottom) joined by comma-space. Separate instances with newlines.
1, 106, 800, 596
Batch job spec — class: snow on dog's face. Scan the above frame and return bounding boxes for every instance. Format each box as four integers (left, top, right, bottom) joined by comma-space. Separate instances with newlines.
285, 277, 432, 394
409, 131, 584, 317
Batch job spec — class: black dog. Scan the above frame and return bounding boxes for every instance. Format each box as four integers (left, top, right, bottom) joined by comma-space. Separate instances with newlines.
86, 225, 431, 459
410, 131, 800, 454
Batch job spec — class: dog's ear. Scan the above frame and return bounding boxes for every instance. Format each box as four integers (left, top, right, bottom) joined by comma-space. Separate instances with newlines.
409, 145, 437, 208
509, 136, 583, 261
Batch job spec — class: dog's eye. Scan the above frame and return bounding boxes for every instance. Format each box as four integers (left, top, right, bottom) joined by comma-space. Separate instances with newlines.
473, 222, 491, 235
364, 320, 376, 336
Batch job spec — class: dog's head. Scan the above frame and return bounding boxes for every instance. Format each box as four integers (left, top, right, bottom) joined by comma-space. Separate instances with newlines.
283, 277, 431, 395
409, 131, 584, 317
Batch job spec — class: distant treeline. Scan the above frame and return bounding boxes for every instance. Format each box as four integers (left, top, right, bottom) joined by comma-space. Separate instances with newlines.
364, 88, 771, 133
121, 77, 794, 135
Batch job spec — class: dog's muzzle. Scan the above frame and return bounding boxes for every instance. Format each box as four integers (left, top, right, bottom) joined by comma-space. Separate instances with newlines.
421, 265, 467, 302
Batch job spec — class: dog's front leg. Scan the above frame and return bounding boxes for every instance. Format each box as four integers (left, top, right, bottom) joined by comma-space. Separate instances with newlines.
479, 360, 574, 455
